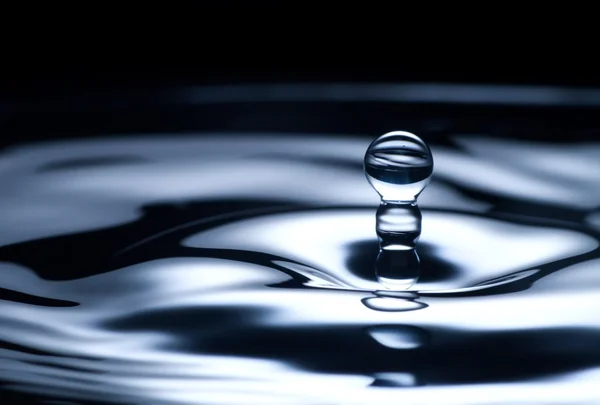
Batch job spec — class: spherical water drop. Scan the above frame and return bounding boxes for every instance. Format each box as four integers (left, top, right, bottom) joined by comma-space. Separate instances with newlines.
364, 131, 434, 203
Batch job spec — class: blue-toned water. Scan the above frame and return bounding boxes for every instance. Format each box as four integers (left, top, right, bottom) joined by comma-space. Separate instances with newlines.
1, 86, 600, 405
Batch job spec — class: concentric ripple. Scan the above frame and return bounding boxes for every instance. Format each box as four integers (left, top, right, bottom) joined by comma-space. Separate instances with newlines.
0, 133, 599, 405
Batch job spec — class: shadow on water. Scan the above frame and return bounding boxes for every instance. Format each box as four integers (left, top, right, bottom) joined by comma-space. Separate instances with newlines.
0, 288, 78, 307
0, 200, 304, 281
105, 306, 271, 342
0, 390, 111, 405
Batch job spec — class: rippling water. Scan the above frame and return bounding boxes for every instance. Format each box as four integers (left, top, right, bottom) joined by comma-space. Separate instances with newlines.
1, 94, 600, 404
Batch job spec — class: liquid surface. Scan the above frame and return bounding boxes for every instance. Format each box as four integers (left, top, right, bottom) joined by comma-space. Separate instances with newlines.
0, 131, 599, 405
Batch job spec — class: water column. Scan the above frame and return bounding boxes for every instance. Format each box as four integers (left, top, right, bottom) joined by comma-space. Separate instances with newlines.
364, 131, 434, 290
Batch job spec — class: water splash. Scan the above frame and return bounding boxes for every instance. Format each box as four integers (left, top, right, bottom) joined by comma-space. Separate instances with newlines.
365, 131, 434, 290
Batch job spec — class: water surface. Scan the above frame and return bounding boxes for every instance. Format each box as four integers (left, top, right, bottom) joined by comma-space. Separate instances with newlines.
1, 100, 600, 404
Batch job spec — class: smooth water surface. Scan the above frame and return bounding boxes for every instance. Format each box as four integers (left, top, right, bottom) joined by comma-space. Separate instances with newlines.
0, 131, 599, 405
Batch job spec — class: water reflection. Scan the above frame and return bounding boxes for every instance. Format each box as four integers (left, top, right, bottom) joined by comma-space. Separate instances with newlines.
0, 133, 599, 404
375, 248, 421, 290
361, 292, 428, 312
375, 203, 422, 289
370, 372, 420, 387
366, 325, 430, 349
181, 208, 597, 294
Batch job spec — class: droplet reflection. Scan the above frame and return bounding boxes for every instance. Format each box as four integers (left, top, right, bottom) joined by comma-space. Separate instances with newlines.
375, 248, 420, 290
367, 325, 431, 349
370, 372, 420, 387
361, 291, 428, 312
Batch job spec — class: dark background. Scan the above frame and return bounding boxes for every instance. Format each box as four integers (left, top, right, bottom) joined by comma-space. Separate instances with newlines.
5, 67, 600, 95
2, 65, 599, 148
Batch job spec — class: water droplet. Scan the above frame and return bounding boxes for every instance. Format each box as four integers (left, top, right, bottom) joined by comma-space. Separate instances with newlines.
376, 202, 422, 248
365, 131, 433, 291
364, 131, 434, 203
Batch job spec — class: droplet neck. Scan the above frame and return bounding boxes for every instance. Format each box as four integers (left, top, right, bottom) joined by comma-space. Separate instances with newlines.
380, 199, 417, 206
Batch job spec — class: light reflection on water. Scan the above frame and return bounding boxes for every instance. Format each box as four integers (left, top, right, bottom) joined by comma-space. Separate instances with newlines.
0, 133, 599, 404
